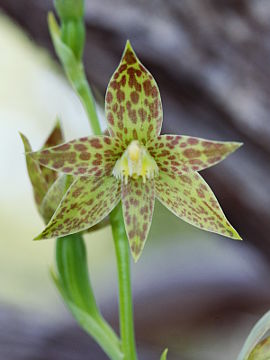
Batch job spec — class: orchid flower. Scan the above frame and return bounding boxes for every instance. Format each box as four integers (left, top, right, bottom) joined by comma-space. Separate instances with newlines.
29, 41, 242, 261
21, 120, 68, 223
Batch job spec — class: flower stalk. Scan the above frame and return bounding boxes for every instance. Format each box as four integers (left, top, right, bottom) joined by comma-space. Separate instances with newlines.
48, 2, 138, 359
110, 204, 137, 360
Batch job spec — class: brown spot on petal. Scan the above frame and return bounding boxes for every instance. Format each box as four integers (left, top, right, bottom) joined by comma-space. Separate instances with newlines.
124, 50, 136, 65
80, 152, 91, 161
90, 138, 102, 149
130, 91, 139, 104
188, 138, 199, 145
106, 91, 113, 103
117, 90, 125, 103
74, 143, 87, 151
183, 149, 201, 158
54, 143, 71, 151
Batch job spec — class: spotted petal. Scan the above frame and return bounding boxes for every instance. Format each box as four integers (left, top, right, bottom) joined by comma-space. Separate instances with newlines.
20, 133, 48, 207
40, 175, 69, 224
122, 178, 155, 262
105, 41, 162, 145
43, 119, 64, 149
28, 136, 124, 177
35, 176, 121, 239
149, 135, 242, 173
155, 171, 241, 239
40, 119, 65, 187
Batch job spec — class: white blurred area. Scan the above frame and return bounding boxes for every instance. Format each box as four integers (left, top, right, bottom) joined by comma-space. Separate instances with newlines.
0, 13, 112, 313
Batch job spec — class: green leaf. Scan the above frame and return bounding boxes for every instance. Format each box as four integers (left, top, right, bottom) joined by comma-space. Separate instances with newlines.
34, 175, 121, 240
155, 171, 241, 240
105, 40, 163, 146
20, 133, 48, 208
160, 348, 168, 360
28, 135, 124, 178
237, 310, 270, 360
51, 266, 123, 360
149, 135, 243, 173
67, 302, 123, 360
122, 178, 155, 262
55, 234, 100, 316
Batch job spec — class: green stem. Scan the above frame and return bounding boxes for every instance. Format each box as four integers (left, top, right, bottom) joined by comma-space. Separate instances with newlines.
74, 70, 101, 135
71, 61, 137, 360
110, 204, 137, 360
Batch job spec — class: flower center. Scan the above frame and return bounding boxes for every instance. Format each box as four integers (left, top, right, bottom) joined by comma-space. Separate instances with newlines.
113, 140, 159, 184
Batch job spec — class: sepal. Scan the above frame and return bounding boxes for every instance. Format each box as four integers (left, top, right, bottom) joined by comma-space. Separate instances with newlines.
20, 132, 48, 209
237, 310, 270, 360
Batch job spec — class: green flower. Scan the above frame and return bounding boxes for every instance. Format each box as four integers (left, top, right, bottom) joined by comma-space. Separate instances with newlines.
29, 41, 242, 261
21, 120, 69, 223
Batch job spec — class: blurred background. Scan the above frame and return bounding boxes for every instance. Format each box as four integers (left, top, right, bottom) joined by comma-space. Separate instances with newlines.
0, 0, 270, 359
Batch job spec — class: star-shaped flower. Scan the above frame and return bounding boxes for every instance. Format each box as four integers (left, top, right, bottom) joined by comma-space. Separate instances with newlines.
29, 41, 242, 261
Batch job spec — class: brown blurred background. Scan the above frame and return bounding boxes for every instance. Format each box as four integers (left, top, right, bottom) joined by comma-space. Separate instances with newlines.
0, 0, 270, 359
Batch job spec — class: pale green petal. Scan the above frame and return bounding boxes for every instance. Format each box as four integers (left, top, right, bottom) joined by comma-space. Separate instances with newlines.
35, 176, 120, 239
40, 175, 69, 224
155, 171, 241, 239
237, 310, 270, 360
149, 135, 242, 173
105, 40, 163, 145
122, 178, 155, 262
29, 135, 124, 177
248, 337, 270, 360
20, 133, 48, 207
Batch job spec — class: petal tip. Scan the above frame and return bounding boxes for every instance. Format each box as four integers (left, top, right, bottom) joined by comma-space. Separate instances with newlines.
233, 231, 242, 241
19, 132, 30, 151
130, 237, 144, 263
33, 233, 44, 241
124, 39, 136, 56
233, 141, 244, 150
226, 226, 242, 241
132, 251, 142, 263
